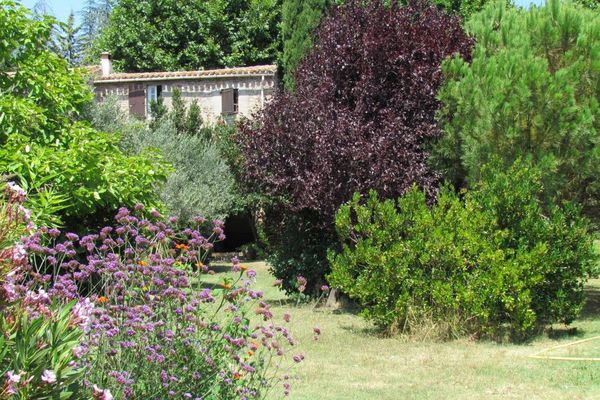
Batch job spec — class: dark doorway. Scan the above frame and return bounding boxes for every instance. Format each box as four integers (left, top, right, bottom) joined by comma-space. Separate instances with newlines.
214, 213, 255, 252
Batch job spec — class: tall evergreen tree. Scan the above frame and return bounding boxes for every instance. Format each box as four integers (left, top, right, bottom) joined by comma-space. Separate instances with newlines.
79, 0, 114, 63
433, 0, 600, 216
32, 0, 52, 18
280, 0, 332, 90
51, 11, 83, 66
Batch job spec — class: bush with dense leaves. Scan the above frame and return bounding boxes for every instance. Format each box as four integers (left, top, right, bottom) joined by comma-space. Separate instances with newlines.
432, 0, 600, 218
328, 160, 596, 339
237, 0, 473, 291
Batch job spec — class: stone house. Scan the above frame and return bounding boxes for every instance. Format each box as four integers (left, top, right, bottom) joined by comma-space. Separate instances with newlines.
92, 53, 277, 123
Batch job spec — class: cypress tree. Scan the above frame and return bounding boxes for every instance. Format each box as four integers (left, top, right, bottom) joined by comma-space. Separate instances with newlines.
280, 0, 332, 90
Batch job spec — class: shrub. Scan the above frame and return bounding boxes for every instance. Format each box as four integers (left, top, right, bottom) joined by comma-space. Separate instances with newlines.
237, 0, 473, 290
0, 183, 85, 399
0, 303, 86, 399
265, 211, 336, 295
0, 1, 168, 230
328, 160, 596, 339
432, 0, 600, 218
6, 207, 304, 399
93, 99, 240, 222
239, 0, 473, 219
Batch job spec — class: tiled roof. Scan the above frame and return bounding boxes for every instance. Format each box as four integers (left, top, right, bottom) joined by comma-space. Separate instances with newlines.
94, 64, 277, 82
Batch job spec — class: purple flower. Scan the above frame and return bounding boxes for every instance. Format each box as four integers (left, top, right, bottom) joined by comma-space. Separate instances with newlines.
41, 369, 57, 384
292, 354, 305, 363
246, 269, 257, 279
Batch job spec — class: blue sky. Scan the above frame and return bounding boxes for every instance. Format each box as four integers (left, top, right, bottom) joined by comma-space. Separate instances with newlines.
20, 0, 87, 22
21, 0, 544, 23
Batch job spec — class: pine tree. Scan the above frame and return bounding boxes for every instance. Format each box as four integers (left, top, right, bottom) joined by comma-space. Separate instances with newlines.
51, 11, 83, 66
171, 88, 187, 135
433, 0, 600, 216
281, 0, 332, 91
32, 0, 52, 18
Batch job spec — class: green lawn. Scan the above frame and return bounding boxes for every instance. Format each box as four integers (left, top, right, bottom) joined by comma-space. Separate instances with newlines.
205, 261, 600, 400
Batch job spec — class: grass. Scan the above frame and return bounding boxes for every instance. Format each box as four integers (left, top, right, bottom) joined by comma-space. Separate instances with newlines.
203, 261, 600, 400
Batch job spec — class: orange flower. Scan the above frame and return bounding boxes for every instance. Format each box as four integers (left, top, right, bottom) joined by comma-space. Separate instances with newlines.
233, 372, 241, 380
97, 296, 108, 304
220, 282, 232, 289
248, 350, 254, 356
240, 264, 248, 271
175, 243, 189, 250
138, 260, 147, 267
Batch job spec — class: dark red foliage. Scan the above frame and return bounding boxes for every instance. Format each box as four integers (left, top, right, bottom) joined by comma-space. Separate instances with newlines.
237, 0, 474, 219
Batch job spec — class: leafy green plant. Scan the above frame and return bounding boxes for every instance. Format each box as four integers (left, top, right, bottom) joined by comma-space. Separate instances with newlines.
0, 302, 86, 399
93, 98, 240, 222
0, 1, 169, 230
329, 160, 596, 339
95, 0, 281, 72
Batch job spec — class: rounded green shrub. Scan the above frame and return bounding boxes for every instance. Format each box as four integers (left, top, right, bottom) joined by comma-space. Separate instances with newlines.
328, 160, 596, 339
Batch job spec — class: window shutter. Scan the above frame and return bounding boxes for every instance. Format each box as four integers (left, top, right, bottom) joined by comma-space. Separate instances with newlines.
221, 88, 234, 115
128, 84, 145, 118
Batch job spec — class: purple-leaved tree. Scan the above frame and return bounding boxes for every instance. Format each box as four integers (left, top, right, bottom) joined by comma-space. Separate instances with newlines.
236, 0, 474, 292
238, 0, 473, 219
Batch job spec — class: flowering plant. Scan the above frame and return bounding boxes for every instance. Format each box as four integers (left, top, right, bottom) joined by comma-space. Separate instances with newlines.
6, 205, 303, 399
0, 183, 85, 399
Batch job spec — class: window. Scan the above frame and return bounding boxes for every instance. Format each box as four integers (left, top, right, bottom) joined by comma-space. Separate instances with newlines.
146, 84, 162, 115
221, 88, 239, 115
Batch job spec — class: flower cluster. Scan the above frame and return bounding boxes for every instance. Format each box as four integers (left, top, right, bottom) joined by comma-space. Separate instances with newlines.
3, 205, 303, 399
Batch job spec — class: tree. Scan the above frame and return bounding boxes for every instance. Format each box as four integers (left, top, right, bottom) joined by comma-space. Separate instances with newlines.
32, 0, 52, 18
279, 0, 495, 91
0, 1, 168, 229
280, 0, 333, 90
237, 0, 473, 291
79, 0, 114, 63
96, 0, 281, 72
51, 11, 83, 66
432, 0, 600, 218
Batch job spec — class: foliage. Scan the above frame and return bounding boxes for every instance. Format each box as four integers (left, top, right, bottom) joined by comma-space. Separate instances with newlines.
7, 207, 304, 399
280, 0, 333, 90
79, 0, 114, 63
238, 0, 472, 290
167, 87, 204, 136
96, 0, 281, 72
432, 0, 600, 217
0, 184, 84, 400
266, 211, 336, 295
50, 11, 83, 66
279, 0, 494, 91
93, 99, 239, 222
0, 303, 86, 399
574, 0, 599, 10
329, 160, 596, 338
431, 0, 497, 17
238, 0, 473, 220
0, 1, 168, 230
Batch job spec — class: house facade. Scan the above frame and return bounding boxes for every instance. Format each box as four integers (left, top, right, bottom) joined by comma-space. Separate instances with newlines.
93, 53, 277, 123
